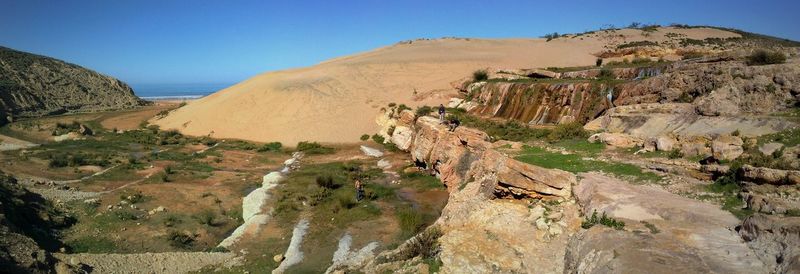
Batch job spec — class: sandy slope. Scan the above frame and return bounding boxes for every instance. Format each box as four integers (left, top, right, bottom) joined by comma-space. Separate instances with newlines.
153, 27, 739, 144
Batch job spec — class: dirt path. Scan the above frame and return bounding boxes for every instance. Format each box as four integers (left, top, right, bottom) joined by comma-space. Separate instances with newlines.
54, 252, 240, 274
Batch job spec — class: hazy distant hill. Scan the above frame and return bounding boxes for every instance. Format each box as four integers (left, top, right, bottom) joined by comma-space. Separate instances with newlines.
0, 46, 146, 123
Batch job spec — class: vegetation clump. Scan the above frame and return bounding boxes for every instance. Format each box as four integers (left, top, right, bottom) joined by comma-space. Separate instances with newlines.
360, 134, 370, 141
747, 49, 786, 65
167, 231, 195, 249
415, 105, 433, 119
371, 134, 385, 144
581, 210, 625, 230
546, 122, 589, 143
472, 69, 488, 82
256, 142, 282, 152
296, 141, 335, 154
399, 226, 443, 260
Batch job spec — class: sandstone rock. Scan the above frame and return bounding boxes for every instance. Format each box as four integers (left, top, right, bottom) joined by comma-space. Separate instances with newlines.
741, 165, 800, 185
359, 145, 383, 157
759, 142, 784, 156
739, 214, 800, 274
655, 135, 677, 151
78, 124, 93, 136
273, 254, 284, 263
695, 86, 741, 116
588, 132, 643, 148
711, 135, 744, 161
567, 173, 765, 273
447, 98, 464, 108
376, 159, 391, 169
389, 126, 414, 150
679, 136, 711, 157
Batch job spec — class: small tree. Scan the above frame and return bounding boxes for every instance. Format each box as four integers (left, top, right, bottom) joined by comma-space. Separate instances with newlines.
472, 69, 488, 82
747, 49, 786, 66
595, 58, 603, 67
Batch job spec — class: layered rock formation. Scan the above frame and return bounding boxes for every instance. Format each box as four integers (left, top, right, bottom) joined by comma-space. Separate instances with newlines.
566, 173, 765, 273
382, 109, 574, 198
739, 214, 800, 273
0, 46, 146, 122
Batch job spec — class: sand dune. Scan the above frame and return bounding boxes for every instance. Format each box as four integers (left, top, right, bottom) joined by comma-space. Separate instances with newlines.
153, 27, 739, 144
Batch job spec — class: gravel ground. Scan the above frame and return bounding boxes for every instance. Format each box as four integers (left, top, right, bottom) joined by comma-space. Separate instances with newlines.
54, 252, 241, 274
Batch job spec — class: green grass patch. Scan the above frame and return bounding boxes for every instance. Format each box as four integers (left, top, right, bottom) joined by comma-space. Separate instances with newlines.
66, 236, 117, 253
515, 146, 661, 183
581, 210, 625, 230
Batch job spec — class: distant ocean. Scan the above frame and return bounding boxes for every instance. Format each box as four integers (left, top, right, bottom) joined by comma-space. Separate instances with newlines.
131, 83, 233, 100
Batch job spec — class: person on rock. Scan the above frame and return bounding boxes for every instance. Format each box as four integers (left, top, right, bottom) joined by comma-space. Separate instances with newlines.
355, 179, 365, 202
448, 117, 460, 132
438, 104, 446, 122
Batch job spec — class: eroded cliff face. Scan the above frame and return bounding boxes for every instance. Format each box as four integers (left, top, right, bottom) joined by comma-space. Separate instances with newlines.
459, 58, 800, 129
468, 82, 610, 126
0, 46, 146, 121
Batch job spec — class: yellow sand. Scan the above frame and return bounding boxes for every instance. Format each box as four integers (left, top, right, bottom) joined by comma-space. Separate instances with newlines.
153, 27, 739, 144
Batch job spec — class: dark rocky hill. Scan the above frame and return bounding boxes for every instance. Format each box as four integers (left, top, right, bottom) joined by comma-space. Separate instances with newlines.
0, 46, 146, 123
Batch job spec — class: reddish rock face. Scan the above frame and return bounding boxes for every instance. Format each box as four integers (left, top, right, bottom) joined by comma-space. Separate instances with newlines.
393, 113, 574, 199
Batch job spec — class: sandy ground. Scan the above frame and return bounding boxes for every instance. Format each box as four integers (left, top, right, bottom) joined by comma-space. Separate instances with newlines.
153, 27, 739, 144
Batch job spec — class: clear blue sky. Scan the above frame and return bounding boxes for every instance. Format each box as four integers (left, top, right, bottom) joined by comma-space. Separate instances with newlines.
1, 0, 797, 85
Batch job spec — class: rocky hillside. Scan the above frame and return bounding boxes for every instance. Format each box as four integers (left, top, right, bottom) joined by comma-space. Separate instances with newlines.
0, 46, 146, 123
0, 172, 76, 273
455, 54, 799, 131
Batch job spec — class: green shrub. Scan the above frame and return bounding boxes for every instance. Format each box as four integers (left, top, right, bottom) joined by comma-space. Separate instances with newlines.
160, 172, 171, 182
296, 141, 335, 154
360, 134, 370, 141
595, 58, 603, 67
167, 231, 194, 249
114, 210, 139, 221
371, 134, 385, 144
667, 148, 683, 159
397, 207, 424, 236
400, 226, 443, 260
543, 32, 559, 41
163, 215, 182, 227
415, 106, 433, 118
194, 209, 220, 226
547, 122, 588, 142
581, 210, 625, 230
387, 126, 396, 136
257, 142, 282, 152
786, 209, 800, 217
598, 68, 615, 80
336, 192, 356, 209
315, 175, 341, 189
747, 49, 786, 65
472, 69, 488, 82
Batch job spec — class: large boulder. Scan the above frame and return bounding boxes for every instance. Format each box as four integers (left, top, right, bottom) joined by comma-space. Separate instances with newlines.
711, 134, 744, 161
759, 142, 784, 156
679, 135, 711, 157
695, 86, 741, 116
741, 165, 800, 185
566, 173, 764, 273
408, 116, 573, 198
739, 214, 800, 274
588, 133, 643, 148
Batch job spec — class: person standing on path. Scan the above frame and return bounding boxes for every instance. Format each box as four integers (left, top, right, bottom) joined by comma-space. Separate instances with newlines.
355, 179, 365, 201
438, 104, 446, 123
